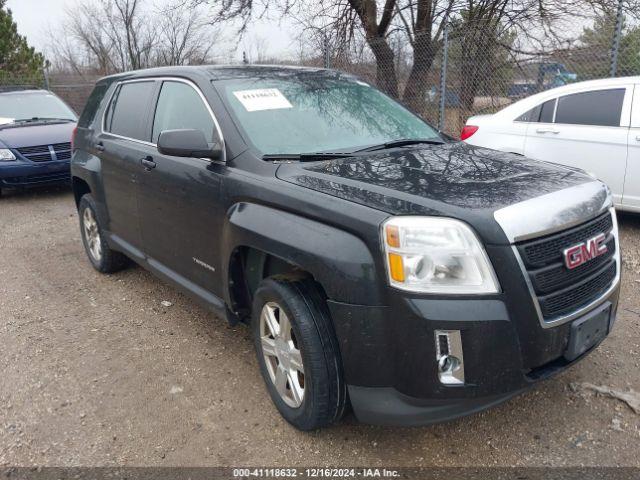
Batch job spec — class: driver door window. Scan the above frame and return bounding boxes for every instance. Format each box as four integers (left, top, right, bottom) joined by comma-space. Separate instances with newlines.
152, 81, 216, 144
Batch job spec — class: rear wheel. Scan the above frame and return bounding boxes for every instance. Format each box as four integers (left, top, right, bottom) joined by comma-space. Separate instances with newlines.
79, 194, 128, 273
252, 276, 346, 431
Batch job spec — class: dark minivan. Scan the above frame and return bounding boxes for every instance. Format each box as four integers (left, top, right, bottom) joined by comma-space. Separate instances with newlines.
71, 66, 620, 430
0, 88, 77, 195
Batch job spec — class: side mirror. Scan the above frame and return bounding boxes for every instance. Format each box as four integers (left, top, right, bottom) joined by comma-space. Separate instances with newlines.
157, 129, 223, 161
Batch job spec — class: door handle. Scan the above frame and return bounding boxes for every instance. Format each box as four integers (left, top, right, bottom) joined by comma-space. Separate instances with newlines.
636, 135, 640, 142
536, 127, 560, 134
95, 142, 105, 152
140, 156, 156, 171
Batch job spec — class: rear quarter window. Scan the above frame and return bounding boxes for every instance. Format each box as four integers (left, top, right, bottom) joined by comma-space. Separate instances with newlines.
516, 104, 541, 122
77, 83, 110, 128
515, 98, 555, 123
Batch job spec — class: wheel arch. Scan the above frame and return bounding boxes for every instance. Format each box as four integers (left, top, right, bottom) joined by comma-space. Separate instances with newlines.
71, 155, 109, 226
222, 202, 383, 322
72, 176, 91, 208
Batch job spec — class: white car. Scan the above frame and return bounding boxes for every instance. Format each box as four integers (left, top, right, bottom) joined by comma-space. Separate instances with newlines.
462, 76, 640, 212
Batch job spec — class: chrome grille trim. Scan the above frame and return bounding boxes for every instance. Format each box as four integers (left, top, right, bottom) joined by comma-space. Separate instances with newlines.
511, 207, 620, 329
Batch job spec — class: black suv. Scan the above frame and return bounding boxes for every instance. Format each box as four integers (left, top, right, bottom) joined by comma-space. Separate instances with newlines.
71, 66, 620, 430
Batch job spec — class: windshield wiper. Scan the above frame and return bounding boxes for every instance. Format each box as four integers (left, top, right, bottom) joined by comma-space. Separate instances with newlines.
354, 138, 445, 153
262, 139, 445, 161
263, 152, 355, 162
12, 117, 76, 124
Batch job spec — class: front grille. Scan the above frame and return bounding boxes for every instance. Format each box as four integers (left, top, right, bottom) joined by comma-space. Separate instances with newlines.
519, 213, 613, 268
17, 144, 49, 155
53, 142, 72, 161
538, 262, 616, 318
17, 144, 52, 162
531, 235, 615, 294
516, 211, 617, 321
16, 142, 71, 162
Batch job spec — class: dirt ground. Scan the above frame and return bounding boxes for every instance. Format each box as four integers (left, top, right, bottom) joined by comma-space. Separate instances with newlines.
0, 187, 639, 468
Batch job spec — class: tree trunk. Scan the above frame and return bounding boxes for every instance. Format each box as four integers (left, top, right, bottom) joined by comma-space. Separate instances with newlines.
403, 31, 438, 115
367, 36, 399, 99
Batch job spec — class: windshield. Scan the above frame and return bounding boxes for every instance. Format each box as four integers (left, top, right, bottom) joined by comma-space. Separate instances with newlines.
0, 91, 77, 122
215, 73, 440, 155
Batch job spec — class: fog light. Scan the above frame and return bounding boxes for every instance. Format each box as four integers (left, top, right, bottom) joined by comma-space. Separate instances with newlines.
434, 330, 465, 385
438, 354, 460, 373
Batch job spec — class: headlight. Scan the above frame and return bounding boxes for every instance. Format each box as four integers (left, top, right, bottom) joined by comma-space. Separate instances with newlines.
0, 149, 16, 161
382, 216, 500, 294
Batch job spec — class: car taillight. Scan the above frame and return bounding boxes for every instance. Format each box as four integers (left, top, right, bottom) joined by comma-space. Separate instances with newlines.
460, 125, 479, 141
71, 126, 78, 151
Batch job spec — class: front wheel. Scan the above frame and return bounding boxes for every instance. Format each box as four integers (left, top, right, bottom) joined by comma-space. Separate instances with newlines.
252, 277, 346, 431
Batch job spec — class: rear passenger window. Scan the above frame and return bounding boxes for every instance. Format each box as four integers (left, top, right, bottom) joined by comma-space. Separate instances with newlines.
105, 81, 156, 141
152, 81, 215, 144
555, 89, 625, 127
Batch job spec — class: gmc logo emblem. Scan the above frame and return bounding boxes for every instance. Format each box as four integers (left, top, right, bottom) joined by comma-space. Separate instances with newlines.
563, 233, 608, 270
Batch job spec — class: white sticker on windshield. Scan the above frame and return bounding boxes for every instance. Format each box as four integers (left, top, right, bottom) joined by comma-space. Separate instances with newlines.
233, 88, 293, 112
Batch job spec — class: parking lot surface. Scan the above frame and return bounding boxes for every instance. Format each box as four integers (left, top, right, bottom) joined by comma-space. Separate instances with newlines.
1, 188, 639, 467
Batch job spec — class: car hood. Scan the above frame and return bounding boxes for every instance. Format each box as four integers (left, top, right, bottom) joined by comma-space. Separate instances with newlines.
276, 142, 598, 244
0, 122, 76, 149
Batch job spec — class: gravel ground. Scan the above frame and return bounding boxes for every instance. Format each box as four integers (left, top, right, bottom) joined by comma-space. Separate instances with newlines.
0, 187, 639, 467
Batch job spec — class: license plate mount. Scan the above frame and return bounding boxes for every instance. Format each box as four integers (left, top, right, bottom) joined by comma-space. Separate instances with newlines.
564, 303, 611, 362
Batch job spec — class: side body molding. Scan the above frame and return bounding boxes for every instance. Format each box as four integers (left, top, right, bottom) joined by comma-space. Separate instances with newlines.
223, 202, 383, 305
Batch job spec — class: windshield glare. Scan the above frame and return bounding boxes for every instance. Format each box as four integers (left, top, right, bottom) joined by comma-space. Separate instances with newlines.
0, 91, 77, 122
217, 74, 440, 155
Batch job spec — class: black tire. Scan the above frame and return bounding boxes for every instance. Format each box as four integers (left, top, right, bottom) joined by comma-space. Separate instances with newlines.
252, 276, 347, 431
78, 194, 128, 274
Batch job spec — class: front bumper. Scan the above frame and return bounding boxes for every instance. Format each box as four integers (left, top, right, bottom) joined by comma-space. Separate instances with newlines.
348, 385, 526, 426
0, 160, 70, 188
327, 279, 620, 426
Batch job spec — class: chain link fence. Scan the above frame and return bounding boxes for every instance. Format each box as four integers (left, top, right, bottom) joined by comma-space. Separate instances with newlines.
0, 71, 47, 91
5, 1, 639, 137
0, 70, 99, 115
317, 0, 640, 135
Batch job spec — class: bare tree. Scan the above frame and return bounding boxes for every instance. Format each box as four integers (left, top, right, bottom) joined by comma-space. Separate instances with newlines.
196, 0, 610, 115
48, 0, 223, 75
242, 35, 271, 63
157, 2, 219, 65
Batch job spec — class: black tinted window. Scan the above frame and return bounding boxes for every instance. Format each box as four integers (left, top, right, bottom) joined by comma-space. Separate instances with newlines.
539, 99, 555, 123
78, 83, 109, 128
555, 89, 625, 127
106, 81, 155, 140
152, 81, 215, 144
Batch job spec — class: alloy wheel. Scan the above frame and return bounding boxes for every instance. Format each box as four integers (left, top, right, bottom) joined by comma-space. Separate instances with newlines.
83, 207, 102, 262
259, 302, 305, 408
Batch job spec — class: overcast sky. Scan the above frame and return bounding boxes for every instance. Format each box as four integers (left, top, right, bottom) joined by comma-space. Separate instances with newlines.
6, 0, 299, 62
